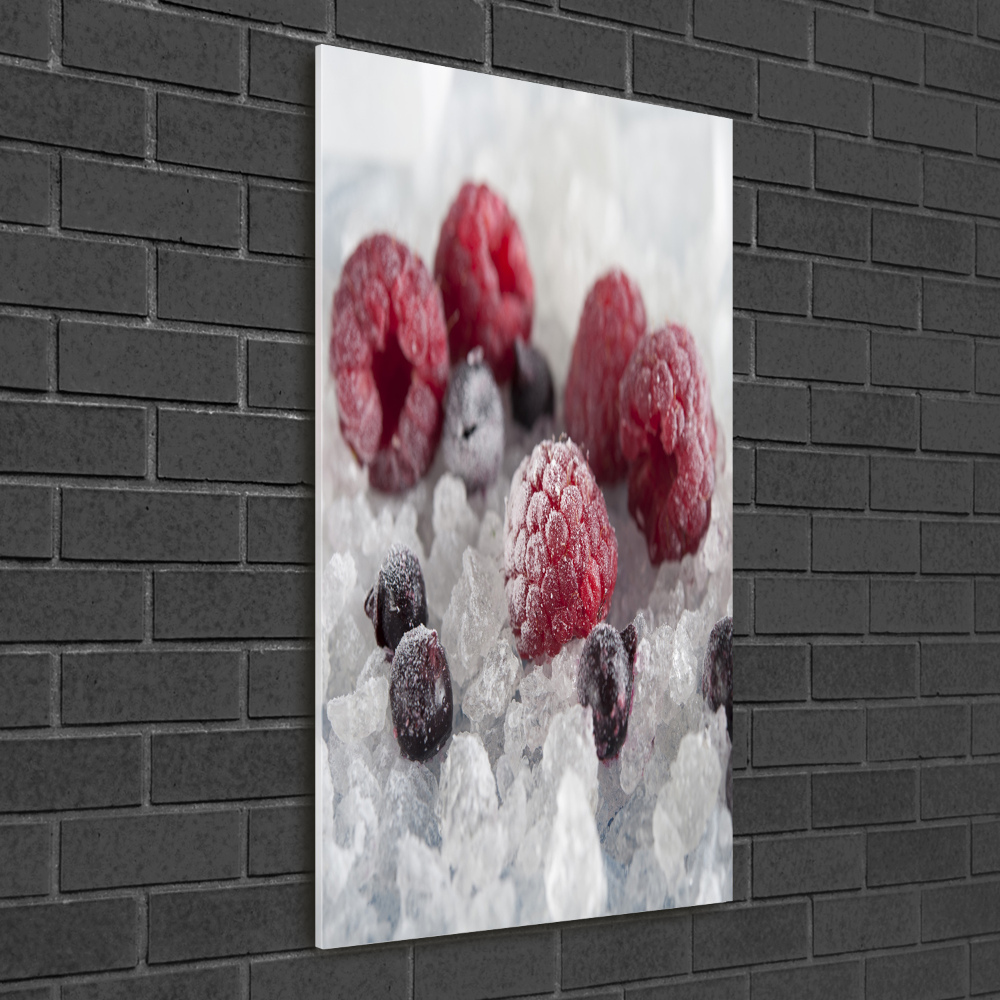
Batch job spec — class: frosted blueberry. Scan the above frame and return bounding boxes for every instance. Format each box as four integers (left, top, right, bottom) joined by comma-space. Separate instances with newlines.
441, 348, 504, 491
389, 625, 454, 762
511, 339, 554, 429
702, 616, 733, 738
365, 543, 429, 651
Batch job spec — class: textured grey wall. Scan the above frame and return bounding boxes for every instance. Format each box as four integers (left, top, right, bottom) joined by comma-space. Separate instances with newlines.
0, 0, 998, 997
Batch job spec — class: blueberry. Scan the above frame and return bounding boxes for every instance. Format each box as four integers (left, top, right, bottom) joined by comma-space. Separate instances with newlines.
701, 616, 733, 739
577, 618, 639, 760
441, 348, 504, 491
365, 543, 429, 651
512, 340, 555, 430
389, 625, 454, 761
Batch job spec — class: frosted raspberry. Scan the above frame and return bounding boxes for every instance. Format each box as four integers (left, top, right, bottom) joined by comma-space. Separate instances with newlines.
503, 437, 617, 661
434, 182, 534, 383
564, 270, 646, 483
331, 234, 449, 493
619, 324, 716, 564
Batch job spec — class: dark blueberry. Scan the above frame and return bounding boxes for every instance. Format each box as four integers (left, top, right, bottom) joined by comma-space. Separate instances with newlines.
389, 625, 453, 762
577, 621, 636, 760
702, 616, 733, 739
365, 543, 429, 651
511, 339, 554, 429
441, 348, 504, 491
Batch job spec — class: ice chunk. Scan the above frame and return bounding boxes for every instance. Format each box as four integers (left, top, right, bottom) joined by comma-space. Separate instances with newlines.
544, 770, 607, 921
327, 675, 389, 744
541, 705, 598, 815
477, 509, 505, 564
549, 638, 583, 705
426, 476, 482, 618
463, 632, 520, 726
395, 833, 456, 940
623, 846, 668, 912
432, 473, 480, 541
322, 552, 357, 637
437, 732, 498, 844
325, 600, 374, 700
670, 611, 700, 705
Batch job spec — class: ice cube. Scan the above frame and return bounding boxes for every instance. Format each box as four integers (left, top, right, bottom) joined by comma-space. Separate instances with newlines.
463, 632, 520, 726
670, 611, 700, 705
477, 509, 505, 564
541, 705, 598, 815
322, 552, 357, 637
432, 473, 479, 542
327, 675, 389, 744
437, 732, 498, 844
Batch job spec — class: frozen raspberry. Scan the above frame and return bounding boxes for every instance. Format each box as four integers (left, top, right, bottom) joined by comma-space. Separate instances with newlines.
365, 543, 429, 651
702, 616, 733, 739
619, 324, 716, 564
564, 270, 646, 483
331, 234, 449, 492
389, 625, 453, 761
503, 437, 617, 661
511, 340, 554, 430
441, 348, 504, 491
434, 182, 534, 383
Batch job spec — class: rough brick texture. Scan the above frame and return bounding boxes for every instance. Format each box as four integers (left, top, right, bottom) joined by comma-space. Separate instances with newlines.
0, 2, 996, 997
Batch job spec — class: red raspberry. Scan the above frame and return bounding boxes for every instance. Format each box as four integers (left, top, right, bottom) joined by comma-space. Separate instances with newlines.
434, 182, 534, 383
503, 437, 617, 661
331, 234, 449, 493
564, 270, 647, 483
619, 324, 717, 564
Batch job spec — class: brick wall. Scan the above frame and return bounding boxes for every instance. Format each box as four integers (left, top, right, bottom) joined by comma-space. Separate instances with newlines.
1, 0, 998, 997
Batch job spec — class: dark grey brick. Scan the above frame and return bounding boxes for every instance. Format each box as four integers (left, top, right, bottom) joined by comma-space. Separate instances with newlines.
732, 773, 809, 834
974, 702, 1000, 755
249, 804, 313, 875
249, 184, 313, 257
813, 515, 918, 573
871, 456, 971, 513
64, 967, 242, 1000
0, 824, 49, 897
923, 398, 1000, 455
733, 185, 752, 246
62, 157, 241, 247
872, 579, 973, 633
0, 0, 49, 58
866, 944, 967, 1000
752, 961, 862, 1000
159, 249, 311, 332
164, 0, 324, 29
561, 0, 687, 32
972, 938, 1000, 995
760, 62, 869, 135
0, 64, 144, 155
923, 881, 1000, 941
249, 340, 313, 410
758, 191, 868, 261
154, 569, 312, 639
814, 891, 919, 955
626, 974, 747, 1000
813, 768, 917, 827
62, 489, 240, 562
158, 94, 312, 182
633, 34, 754, 113
64, 0, 240, 92
734, 643, 809, 702
756, 320, 867, 384
0, 898, 138, 979
754, 833, 863, 896
0, 736, 141, 812
340, 0, 484, 62
816, 8, 921, 82
875, 83, 974, 152
62, 650, 240, 724
734, 512, 809, 570
61, 811, 241, 890
976, 107, 1000, 160
248, 648, 312, 718
974, 819, 1000, 874
733, 316, 752, 374
812, 388, 918, 449
978, 342, 1000, 394
925, 155, 1000, 218
755, 576, 867, 634
562, 912, 689, 988
694, 0, 807, 58
733, 253, 809, 315
983, 0, 1000, 40
927, 34, 1000, 100
0, 147, 49, 225
756, 448, 868, 509
692, 901, 808, 970
60, 321, 239, 403
924, 278, 1000, 337
978, 461, 1000, 513
493, 5, 623, 89
0, 569, 143, 641
979, 224, 1000, 277
152, 728, 312, 803
733, 121, 811, 187
922, 641, 1000, 695
813, 263, 918, 327
817, 135, 920, 204
813, 642, 917, 699
873, 210, 974, 274
149, 882, 312, 962
872, 332, 973, 392
248, 496, 312, 563
733, 383, 808, 443
416, 928, 557, 999
923, 521, 1000, 573
875, 0, 973, 31
0, 314, 49, 390
158, 410, 312, 484
0, 485, 51, 558
732, 705, 749, 766
869, 825, 969, 887
869, 704, 969, 760
251, 950, 408, 1000
249, 31, 312, 106
733, 444, 753, 503
733, 842, 749, 903
0, 231, 146, 314
978, 578, 1000, 631
922, 762, 1000, 818
753, 707, 864, 765
0, 653, 52, 728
